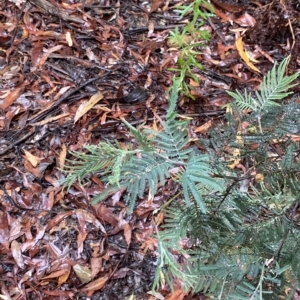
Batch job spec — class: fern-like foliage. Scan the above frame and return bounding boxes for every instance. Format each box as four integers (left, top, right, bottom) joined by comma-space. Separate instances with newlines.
227, 56, 299, 113
62, 77, 221, 213
153, 57, 300, 299
158, 186, 300, 298
61, 141, 139, 189
62, 56, 300, 298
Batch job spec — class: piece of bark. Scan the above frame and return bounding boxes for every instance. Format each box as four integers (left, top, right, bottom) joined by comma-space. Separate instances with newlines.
28, 0, 84, 24
210, 0, 246, 13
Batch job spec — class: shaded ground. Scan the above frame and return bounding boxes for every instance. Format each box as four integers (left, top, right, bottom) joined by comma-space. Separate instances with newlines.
0, 0, 300, 299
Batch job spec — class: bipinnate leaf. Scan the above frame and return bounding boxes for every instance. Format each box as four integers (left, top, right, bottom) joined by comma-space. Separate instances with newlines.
228, 55, 300, 113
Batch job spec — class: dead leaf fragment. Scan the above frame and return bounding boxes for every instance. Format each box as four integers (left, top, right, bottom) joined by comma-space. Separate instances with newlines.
30, 113, 69, 126
91, 257, 103, 278
0, 212, 9, 245
74, 93, 104, 123
73, 264, 92, 284
235, 12, 256, 27
150, 0, 164, 12
65, 31, 73, 47
81, 274, 109, 292
165, 289, 187, 300
9, 0, 26, 8
0, 81, 27, 110
11, 240, 25, 269
75, 209, 106, 233
36, 44, 63, 70
235, 37, 260, 73
194, 120, 212, 134
42, 269, 70, 280
255, 173, 264, 182
58, 268, 71, 286
58, 143, 67, 170
23, 149, 39, 167
121, 220, 131, 247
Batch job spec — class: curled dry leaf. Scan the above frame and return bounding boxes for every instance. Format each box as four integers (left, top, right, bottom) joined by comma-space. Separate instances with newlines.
235, 12, 256, 27
58, 143, 67, 170
75, 209, 106, 234
0, 81, 27, 110
150, 0, 164, 12
35, 45, 63, 70
42, 269, 70, 280
0, 211, 9, 245
81, 274, 109, 292
164, 289, 187, 300
235, 37, 260, 73
30, 113, 69, 126
23, 149, 40, 167
74, 93, 104, 123
11, 240, 25, 269
119, 220, 131, 247
58, 268, 71, 286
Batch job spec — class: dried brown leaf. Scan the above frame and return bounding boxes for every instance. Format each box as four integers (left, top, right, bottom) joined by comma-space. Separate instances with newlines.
42, 269, 70, 280
58, 268, 71, 286
91, 257, 103, 278
58, 143, 67, 170
76, 211, 88, 256
11, 240, 25, 269
235, 12, 256, 27
75, 209, 106, 233
194, 120, 212, 134
23, 150, 40, 167
165, 289, 187, 300
36, 45, 63, 70
81, 274, 109, 292
235, 37, 260, 73
0, 211, 9, 245
150, 0, 164, 12
120, 220, 131, 247
0, 81, 26, 110
74, 93, 104, 123
30, 113, 69, 126
46, 211, 74, 231
95, 204, 119, 227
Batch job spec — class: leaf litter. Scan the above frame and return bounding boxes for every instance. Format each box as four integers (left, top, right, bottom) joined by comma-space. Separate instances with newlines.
0, 0, 300, 299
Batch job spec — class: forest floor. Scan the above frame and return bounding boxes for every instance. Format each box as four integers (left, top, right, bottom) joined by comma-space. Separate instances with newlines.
0, 0, 300, 299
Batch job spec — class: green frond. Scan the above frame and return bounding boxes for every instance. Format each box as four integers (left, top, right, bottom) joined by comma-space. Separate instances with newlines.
119, 153, 172, 212
228, 56, 300, 113
121, 117, 153, 151
63, 54, 300, 299
179, 155, 224, 213
149, 116, 192, 162
61, 142, 140, 189
166, 76, 181, 119
227, 89, 258, 111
